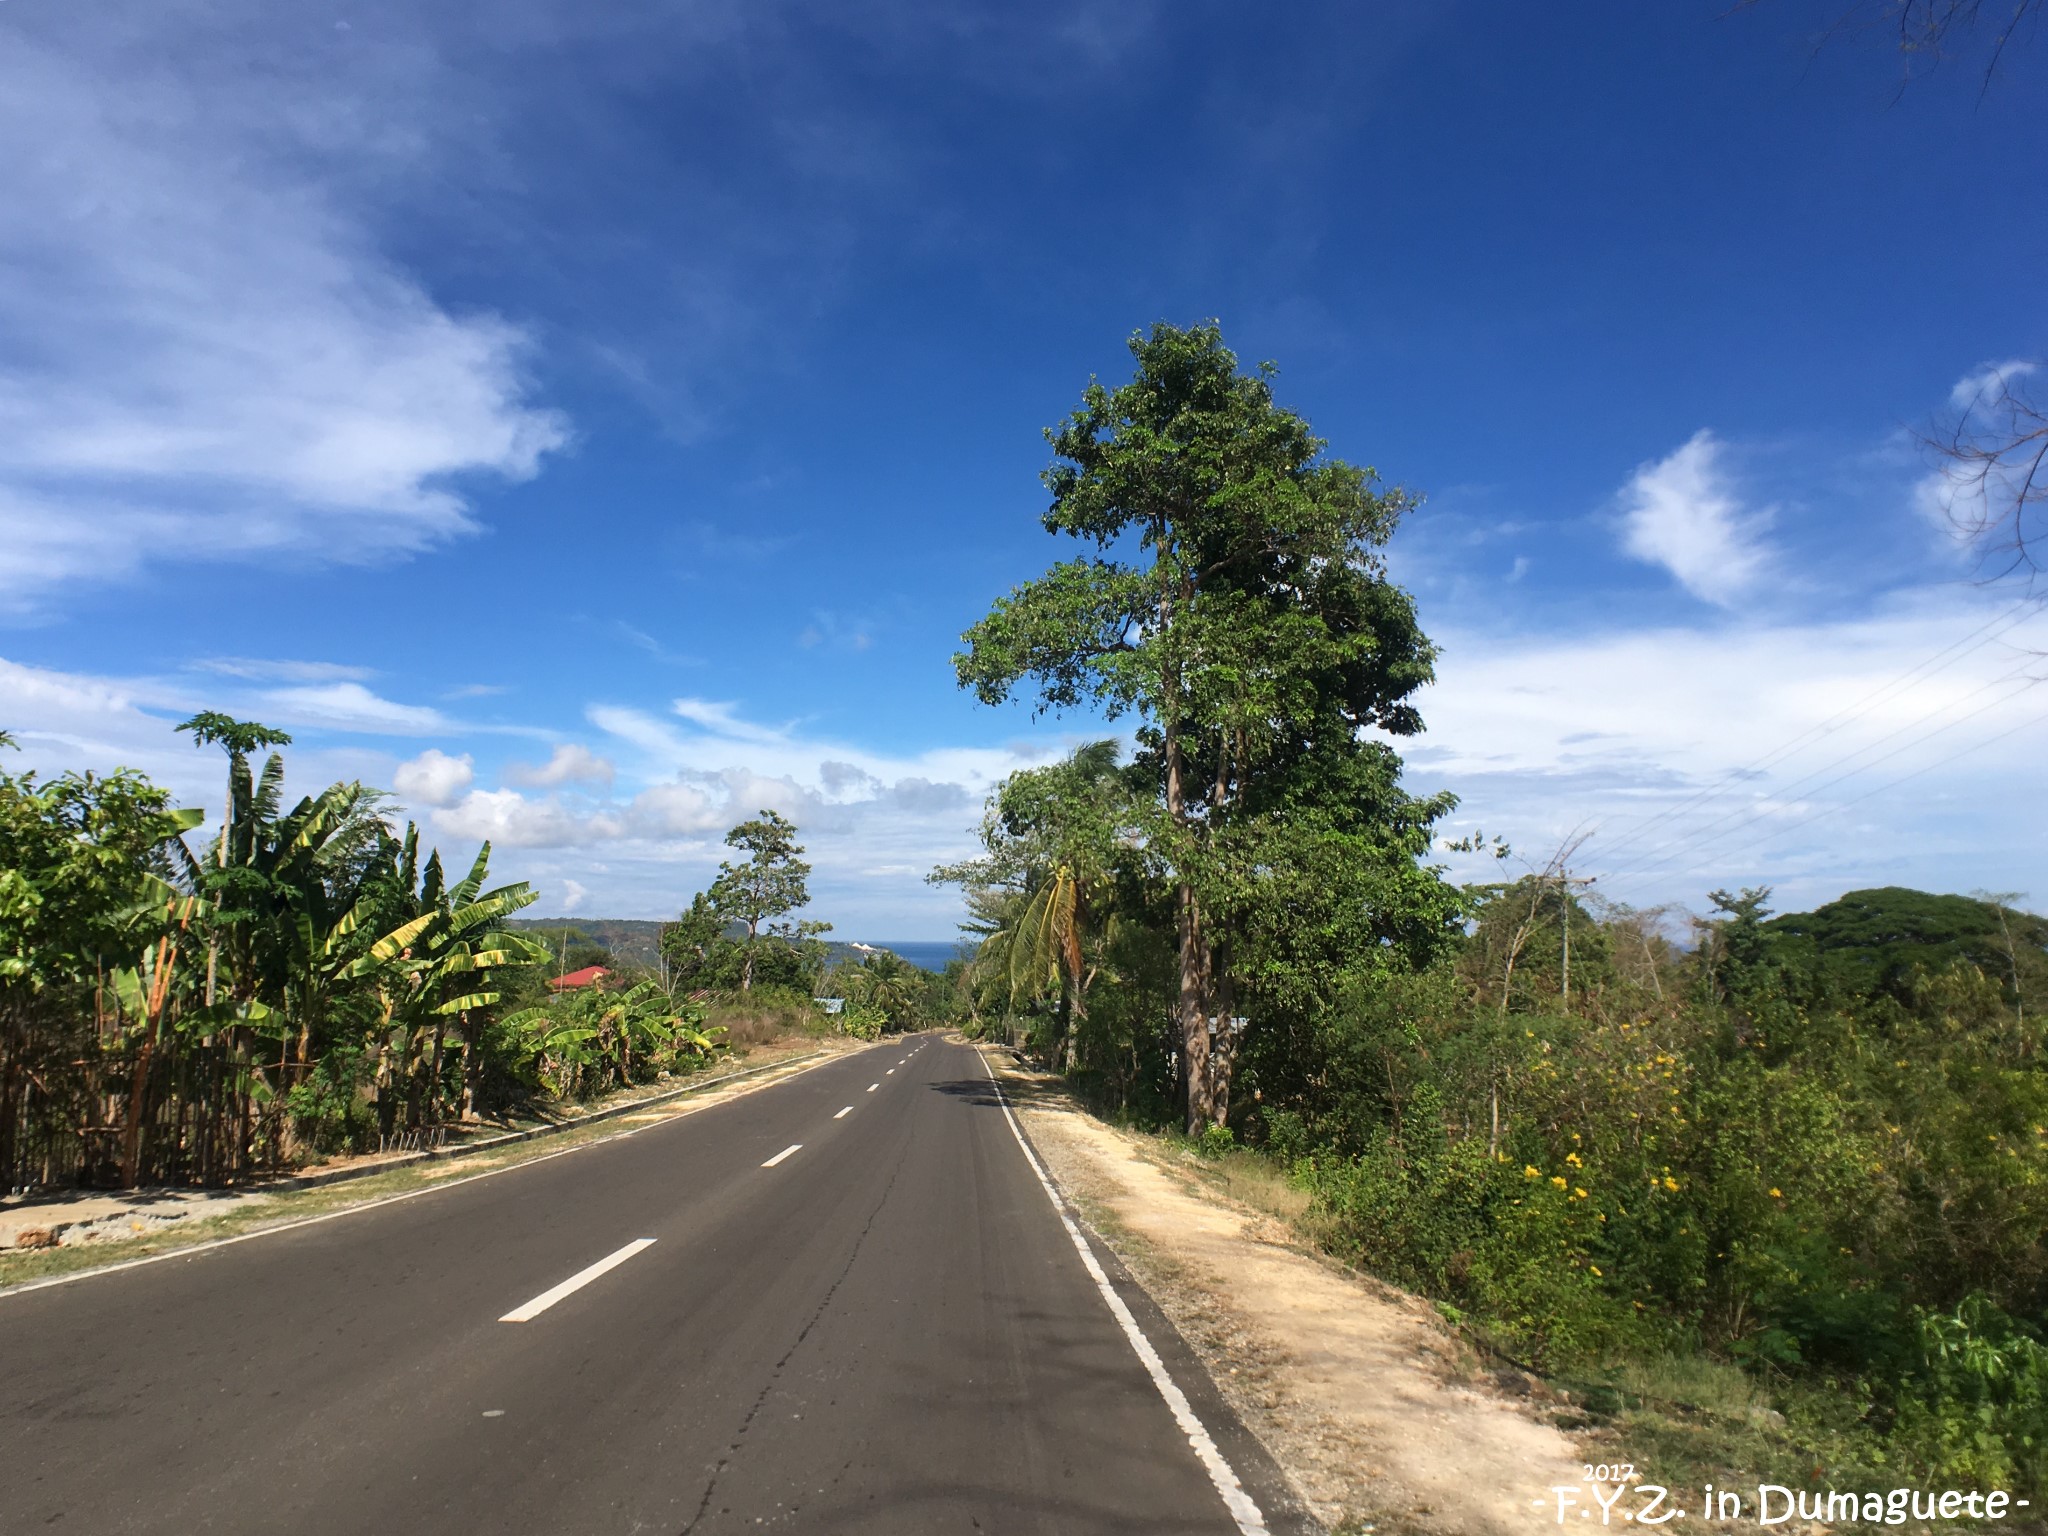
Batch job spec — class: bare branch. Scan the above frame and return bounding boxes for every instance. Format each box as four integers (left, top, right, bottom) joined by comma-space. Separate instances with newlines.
1924, 362, 2048, 579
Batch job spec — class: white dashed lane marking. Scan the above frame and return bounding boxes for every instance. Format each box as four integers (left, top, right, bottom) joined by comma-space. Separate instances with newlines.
867, 1083, 879, 1092
761, 1144, 803, 1168
499, 1239, 657, 1323
833, 1106, 852, 1120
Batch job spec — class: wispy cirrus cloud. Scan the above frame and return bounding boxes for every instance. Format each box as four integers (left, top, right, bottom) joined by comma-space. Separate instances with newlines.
0, 9, 567, 609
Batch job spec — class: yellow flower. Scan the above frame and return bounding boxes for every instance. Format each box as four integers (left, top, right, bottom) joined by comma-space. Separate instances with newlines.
1573, 1187, 1589, 1199
1565, 1152, 1583, 1167
1525, 1166, 1542, 1178
1589, 1265, 1603, 1276
1662, 1176, 1680, 1192
1550, 1176, 1568, 1190
1769, 1187, 1782, 1198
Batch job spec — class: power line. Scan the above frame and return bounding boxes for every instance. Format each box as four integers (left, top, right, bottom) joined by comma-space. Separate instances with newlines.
1589, 595, 2045, 864
1594, 657, 2046, 887
1602, 706, 2048, 899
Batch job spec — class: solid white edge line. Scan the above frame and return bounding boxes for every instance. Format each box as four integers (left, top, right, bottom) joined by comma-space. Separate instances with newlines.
761, 1143, 803, 1167
0, 1050, 853, 1302
976, 1048, 1270, 1536
499, 1237, 656, 1323
833, 1107, 852, 1119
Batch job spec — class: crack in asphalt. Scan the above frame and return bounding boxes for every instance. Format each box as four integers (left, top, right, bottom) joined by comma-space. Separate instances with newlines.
675, 1144, 908, 1534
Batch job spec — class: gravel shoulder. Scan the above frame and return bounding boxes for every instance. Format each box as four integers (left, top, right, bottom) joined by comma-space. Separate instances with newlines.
988, 1048, 1591, 1536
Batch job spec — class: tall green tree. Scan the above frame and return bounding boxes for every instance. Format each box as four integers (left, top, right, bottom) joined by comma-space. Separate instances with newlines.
707, 810, 821, 991
956, 322, 1455, 1130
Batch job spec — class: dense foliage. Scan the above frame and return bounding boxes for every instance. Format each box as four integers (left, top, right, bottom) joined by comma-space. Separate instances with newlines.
943, 322, 2047, 1494
948, 768, 2048, 1493
0, 727, 726, 1191
1282, 884, 2048, 1494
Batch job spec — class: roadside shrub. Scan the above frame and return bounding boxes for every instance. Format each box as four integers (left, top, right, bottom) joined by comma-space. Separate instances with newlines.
1196, 1123, 1235, 1158
1305, 1125, 1643, 1369
839, 1003, 886, 1041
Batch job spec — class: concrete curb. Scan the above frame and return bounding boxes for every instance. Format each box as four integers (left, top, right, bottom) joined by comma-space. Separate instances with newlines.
255, 1049, 831, 1195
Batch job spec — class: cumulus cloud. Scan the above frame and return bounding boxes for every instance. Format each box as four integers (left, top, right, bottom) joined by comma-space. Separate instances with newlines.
393, 749, 475, 808
435, 788, 622, 849
0, 10, 566, 606
506, 743, 616, 788
1619, 431, 1774, 606
624, 780, 726, 837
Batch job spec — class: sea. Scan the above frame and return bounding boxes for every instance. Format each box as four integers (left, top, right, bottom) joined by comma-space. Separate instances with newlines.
861, 940, 971, 973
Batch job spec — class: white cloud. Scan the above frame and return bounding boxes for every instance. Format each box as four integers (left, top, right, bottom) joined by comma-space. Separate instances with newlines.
506, 743, 616, 788
259, 683, 449, 735
671, 697, 791, 745
559, 879, 589, 914
1948, 359, 2036, 411
393, 748, 475, 808
1619, 431, 1774, 606
624, 780, 726, 837
1917, 360, 2043, 545
192, 658, 375, 684
1412, 591, 2048, 915
435, 788, 622, 849
0, 653, 400, 839
0, 14, 566, 606
0, 649, 1078, 932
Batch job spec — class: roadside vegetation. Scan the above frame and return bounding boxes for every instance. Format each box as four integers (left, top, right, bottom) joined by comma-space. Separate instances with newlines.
0, 726, 935, 1200
938, 323, 2048, 1502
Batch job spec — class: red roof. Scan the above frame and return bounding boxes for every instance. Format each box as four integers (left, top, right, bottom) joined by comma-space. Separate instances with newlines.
549, 965, 611, 990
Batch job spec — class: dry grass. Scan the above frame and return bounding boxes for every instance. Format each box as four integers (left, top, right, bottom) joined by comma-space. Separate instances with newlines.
1179, 1144, 1315, 1226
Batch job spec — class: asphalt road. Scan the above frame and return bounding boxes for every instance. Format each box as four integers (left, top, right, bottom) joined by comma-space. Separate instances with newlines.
0, 1034, 1312, 1535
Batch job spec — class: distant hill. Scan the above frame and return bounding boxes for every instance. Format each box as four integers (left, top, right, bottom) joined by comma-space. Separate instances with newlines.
506, 918, 667, 969
505, 920, 969, 974
1765, 887, 2047, 999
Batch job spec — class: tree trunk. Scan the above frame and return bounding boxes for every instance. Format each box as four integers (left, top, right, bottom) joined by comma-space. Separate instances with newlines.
426, 1019, 447, 1127
459, 1017, 481, 1123
1177, 883, 1216, 1133
1154, 531, 1220, 1135
374, 1039, 396, 1146
121, 936, 177, 1187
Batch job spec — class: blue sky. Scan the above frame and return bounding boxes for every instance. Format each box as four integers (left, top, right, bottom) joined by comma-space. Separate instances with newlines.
3, 0, 2044, 937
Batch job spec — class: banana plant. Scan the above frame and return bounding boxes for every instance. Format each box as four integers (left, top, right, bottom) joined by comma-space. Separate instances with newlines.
353, 839, 543, 1130
505, 979, 724, 1100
